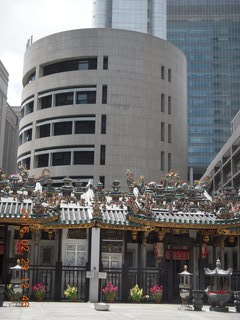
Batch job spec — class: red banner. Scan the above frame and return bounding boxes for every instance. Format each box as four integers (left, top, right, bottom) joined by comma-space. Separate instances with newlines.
0, 244, 4, 255
165, 250, 189, 260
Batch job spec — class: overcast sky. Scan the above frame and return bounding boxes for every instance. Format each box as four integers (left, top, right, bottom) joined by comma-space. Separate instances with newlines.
0, 0, 93, 106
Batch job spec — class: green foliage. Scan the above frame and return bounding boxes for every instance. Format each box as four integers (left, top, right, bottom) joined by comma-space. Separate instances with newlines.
5, 284, 21, 301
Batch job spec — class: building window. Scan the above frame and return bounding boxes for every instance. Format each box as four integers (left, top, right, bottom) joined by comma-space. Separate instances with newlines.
40, 95, 52, 109
25, 129, 32, 142
43, 58, 97, 76
75, 121, 95, 134
99, 176, 105, 188
38, 154, 49, 168
102, 85, 107, 104
100, 145, 106, 165
53, 122, 72, 136
39, 124, 50, 138
161, 122, 165, 141
55, 92, 73, 106
168, 153, 172, 172
161, 151, 165, 171
168, 96, 172, 114
168, 68, 171, 82
78, 61, 89, 70
161, 66, 165, 80
22, 157, 30, 170
161, 94, 165, 112
101, 115, 107, 134
103, 56, 108, 70
25, 101, 34, 115
26, 71, 36, 85
52, 152, 71, 166
168, 124, 171, 143
76, 91, 96, 104
74, 151, 94, 165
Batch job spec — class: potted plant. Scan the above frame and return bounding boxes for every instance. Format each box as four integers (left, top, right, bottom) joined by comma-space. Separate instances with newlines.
102, 282, 118, 303
150, 284, 163, 303
32, 282, 46, 301
5, 284, 15, 301
64, 285, 78, 302
130, 284, 144, 303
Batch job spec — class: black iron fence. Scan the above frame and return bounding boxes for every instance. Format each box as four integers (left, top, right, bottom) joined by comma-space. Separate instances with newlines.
61, 265, 88, 300
101, 267, 168, 302
232, 272, 240, 291
7, 261, 240, 302
13, 263, 88, 301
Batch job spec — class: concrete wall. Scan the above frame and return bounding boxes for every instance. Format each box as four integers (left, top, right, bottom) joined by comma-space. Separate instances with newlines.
18, 28, 187, 188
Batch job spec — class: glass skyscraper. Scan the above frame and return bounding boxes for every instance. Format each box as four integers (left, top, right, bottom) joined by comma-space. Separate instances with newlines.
93, 0, 167, 39
167, 0, 240, 179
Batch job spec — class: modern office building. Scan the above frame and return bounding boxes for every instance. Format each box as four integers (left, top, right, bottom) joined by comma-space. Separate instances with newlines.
202, 111, 240, 193
92, 0, 166, 39
167, 0, 240, 180
17, 28, 187, 189
0, 61, 19, 174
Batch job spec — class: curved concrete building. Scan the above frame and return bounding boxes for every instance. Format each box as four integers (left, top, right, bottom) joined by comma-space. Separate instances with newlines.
18, 28, 187, 188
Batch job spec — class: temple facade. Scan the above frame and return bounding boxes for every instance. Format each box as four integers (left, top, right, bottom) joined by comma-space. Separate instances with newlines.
0, 168, 239, 302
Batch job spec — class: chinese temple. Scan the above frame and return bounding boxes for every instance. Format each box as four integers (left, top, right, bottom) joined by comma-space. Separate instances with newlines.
0, 167, 239, 302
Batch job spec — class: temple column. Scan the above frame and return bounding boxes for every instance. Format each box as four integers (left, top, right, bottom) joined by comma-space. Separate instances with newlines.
89, 227, 100, 302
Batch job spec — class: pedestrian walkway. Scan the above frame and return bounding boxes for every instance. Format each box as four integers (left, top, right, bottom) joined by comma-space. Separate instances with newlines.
0, 302, 238, 320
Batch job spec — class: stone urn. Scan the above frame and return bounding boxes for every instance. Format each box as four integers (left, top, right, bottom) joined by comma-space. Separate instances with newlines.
0, 284, 5, 307
204, 260, 232, 312
234, 291, 240, 313
192, 290, 204, 311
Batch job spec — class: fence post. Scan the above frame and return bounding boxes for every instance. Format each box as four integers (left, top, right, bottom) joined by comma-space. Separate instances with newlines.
54, 261, 62, 301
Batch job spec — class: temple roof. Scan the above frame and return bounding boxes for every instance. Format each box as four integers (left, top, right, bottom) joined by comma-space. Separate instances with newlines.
0, 168, 239, 232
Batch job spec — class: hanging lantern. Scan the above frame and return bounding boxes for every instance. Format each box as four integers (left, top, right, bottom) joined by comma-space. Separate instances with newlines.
202, 243, 208, 259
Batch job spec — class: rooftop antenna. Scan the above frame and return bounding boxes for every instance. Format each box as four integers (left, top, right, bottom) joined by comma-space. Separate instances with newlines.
26, 35, 33, 49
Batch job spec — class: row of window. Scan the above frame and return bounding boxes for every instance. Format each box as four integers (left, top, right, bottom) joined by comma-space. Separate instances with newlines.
25, 57, 109, 86
40, 87, 98, 110
35, 146, 106, 168
19, 145, 106, 169
21, 86, 107, 118
19, 115, 107, 145
25, 57, 173, 86
21, 88, 172, 119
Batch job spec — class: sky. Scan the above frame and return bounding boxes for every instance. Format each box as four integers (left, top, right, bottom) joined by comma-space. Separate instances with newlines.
0, 0, 93, 106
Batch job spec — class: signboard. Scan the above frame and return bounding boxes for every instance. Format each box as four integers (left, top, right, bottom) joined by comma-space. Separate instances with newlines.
86, 271, 95, 278
98, 272, 107, 279
165, 250, 189, 260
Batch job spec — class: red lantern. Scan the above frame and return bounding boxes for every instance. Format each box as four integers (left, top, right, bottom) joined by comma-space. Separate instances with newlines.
202, 243, 208, 259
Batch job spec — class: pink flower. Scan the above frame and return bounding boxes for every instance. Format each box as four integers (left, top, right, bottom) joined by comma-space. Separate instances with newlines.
32, 282, 46, 293
150, 284, 163, 295
102, 282, 118, 301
